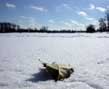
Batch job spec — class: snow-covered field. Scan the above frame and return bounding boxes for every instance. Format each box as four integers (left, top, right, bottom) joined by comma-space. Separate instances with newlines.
0, 33, 109, 89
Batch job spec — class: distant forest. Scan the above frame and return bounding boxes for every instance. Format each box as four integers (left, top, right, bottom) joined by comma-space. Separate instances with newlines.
0, 9, 109, 33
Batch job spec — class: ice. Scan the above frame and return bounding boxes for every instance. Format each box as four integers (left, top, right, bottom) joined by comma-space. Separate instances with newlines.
0, 33, 109, 89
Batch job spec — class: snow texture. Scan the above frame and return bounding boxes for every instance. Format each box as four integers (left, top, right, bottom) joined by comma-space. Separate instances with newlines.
0, 33, 109, 89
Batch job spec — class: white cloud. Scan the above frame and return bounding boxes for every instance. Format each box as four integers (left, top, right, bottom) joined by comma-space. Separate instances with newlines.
71, 20, 85, 30
19, 16, 40, 29
64, 22, 71, 27
89, 4, 106, 12
30, 5, 47, 12
89, 4, 95, 10
96, 7, 106, 12
6, 3, 16, 8
71, 20, 79, 25
77, 11, 87, 16
20, 16, 33, 19
63, 20, 85, 30
62, 4, 72, 9
48, 19, 55, 23
56, 3, 72, 12
71, 20, 85, 27
48, 20, 86, 30
86, 17, 95, 21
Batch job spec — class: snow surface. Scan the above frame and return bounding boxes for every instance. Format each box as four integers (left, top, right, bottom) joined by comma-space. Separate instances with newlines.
0, 33, 109, 89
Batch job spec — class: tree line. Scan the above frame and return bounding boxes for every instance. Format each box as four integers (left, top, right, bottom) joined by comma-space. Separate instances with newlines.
0, 9, 109, 33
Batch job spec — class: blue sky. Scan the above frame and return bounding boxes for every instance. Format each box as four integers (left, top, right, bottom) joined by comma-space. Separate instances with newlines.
0, 0, 108, 30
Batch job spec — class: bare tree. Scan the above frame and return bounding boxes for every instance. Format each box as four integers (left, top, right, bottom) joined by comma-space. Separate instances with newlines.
106, 9, 109, 30
40, 26, 48, 32
98, 18, 106, 32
